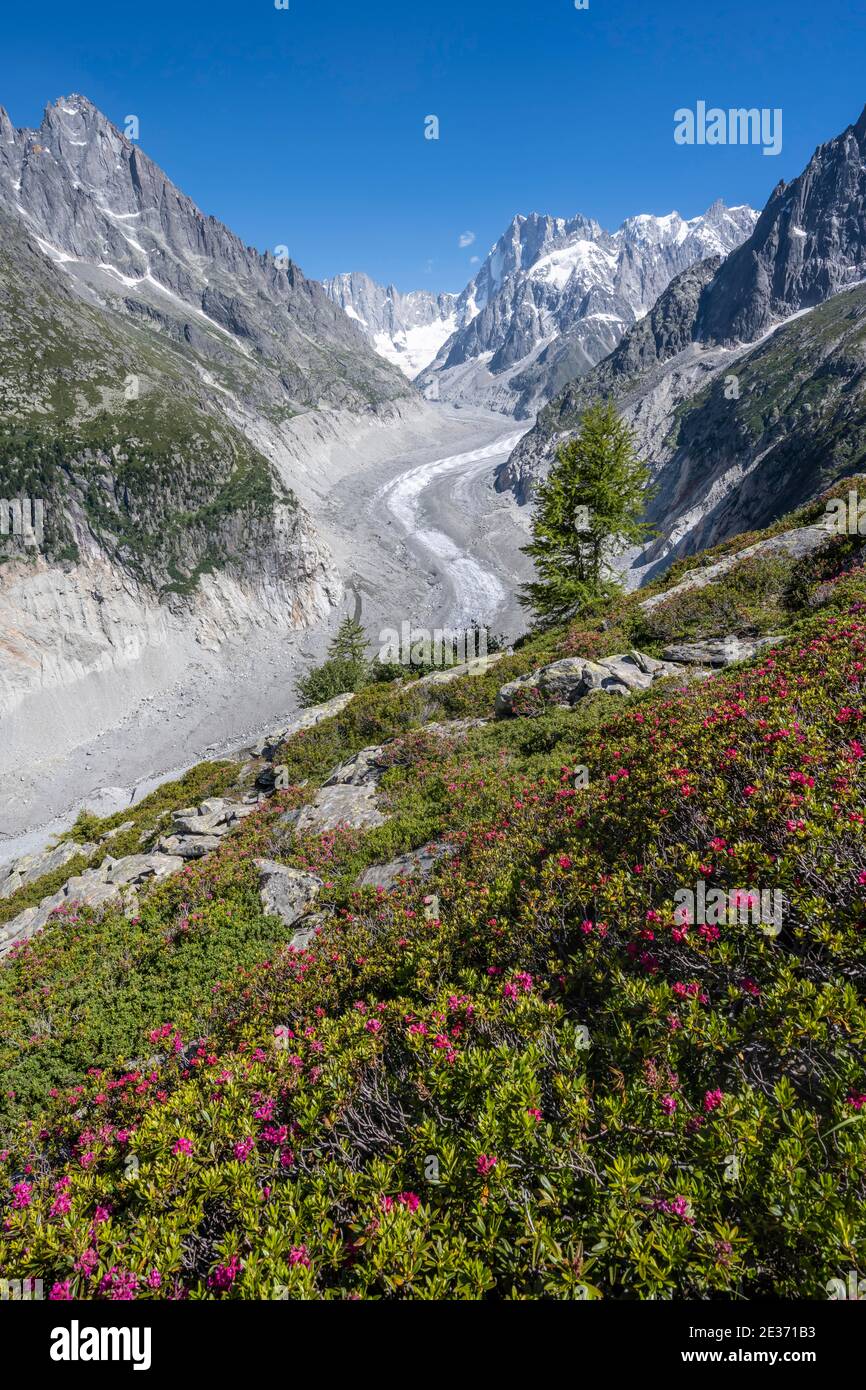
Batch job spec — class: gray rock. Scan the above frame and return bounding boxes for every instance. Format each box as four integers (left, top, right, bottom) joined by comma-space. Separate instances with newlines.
423, 718, 488, 737
170, 810, 228, 835
288, 911, 328, 951
630, 649, 666, 675
294, 784, 387, 835
157, 834, 224, 859
495, 649, 684, 717
494, 674, 540, 717
99, 821, 135, 842
256, 860, 322, 928
416, 652, 506, 688
324, 745, 391, 787
105, 854, 184, 886
538, 657, 590, 701
357, 841, 457, 891
661, 635, 783, 667
0, 839, 97, 899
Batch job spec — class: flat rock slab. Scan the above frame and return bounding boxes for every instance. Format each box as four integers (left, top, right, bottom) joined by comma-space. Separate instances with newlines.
0, 840, 97, 900
158, 834, 224, 859
256, 860, 322, 928
416, 652, 506, 689
105, 854, 184, 886
640, 525, 833, 614
294, 783, 387, 835
662, 635, 783, 666
423, 718, 488, 736
357, 841, 457, 891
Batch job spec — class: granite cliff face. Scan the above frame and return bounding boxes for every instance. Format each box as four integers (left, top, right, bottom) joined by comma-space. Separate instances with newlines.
695, 105, 866, 345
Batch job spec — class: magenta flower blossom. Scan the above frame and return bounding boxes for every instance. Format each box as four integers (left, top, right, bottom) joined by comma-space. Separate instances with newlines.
289, 1246, 310, 1267
704, 1088, 724, 1112
49, 1280, 73, 1300
208, 1254, 243, 1291
660, 1095, 678, 1115
397, 1191, 420, 1212
11, 1180, 32, 1209
74, 1248, 99, 1277
476, 1154, 498, 1176
172, 1137, 194, 1156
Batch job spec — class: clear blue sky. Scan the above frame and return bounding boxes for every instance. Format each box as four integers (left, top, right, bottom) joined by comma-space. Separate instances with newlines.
2, 0, 865, 293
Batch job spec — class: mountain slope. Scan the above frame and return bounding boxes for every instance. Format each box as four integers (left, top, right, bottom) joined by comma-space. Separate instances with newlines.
0, 96, 412, 414
0, 95, 425, 735
413, 202, 757, 417
1, 491, 865, 1299
0, 205, 340, 717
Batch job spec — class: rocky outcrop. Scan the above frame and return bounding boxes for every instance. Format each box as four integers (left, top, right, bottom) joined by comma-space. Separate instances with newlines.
660, 636, 783, 666
294, 783, 387, 835
495, 650, 684, 716
357, 841, 457, 891
695, 106, 866, 345
0, 840, 96, 900
256, 860, 323, 941
0, 795, 260, 958
157, 797, 258, 858
638, 526, 834, 613
0, 851, 182, 958
250, 693, 356, 759
416, 653, 507, 688
495, 627, 794, 718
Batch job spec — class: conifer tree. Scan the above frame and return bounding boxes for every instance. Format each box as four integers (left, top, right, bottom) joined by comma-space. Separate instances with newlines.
521, 400, 654, 625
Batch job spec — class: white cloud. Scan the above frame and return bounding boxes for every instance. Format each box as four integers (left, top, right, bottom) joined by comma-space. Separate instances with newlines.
469, 255, 480, 264
458, 230, 476, 248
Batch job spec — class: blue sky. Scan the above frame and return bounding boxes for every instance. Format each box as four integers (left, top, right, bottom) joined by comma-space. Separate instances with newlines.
2, 0, 865, 293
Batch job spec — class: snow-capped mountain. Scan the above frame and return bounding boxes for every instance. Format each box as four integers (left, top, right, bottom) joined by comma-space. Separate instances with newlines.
414, 201, 758, 417
321, 272, 460, 378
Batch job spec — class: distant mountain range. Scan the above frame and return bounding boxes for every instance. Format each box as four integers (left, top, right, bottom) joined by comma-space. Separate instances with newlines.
325, 202, 758, 416
321, 273, 460, 379
499, 103, 866, 584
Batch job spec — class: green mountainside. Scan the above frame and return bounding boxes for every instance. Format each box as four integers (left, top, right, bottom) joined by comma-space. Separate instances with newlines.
1, 484, 864, 1299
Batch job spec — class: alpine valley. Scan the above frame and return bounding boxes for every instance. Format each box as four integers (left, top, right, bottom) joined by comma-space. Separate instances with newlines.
1, 77, 866, 1311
